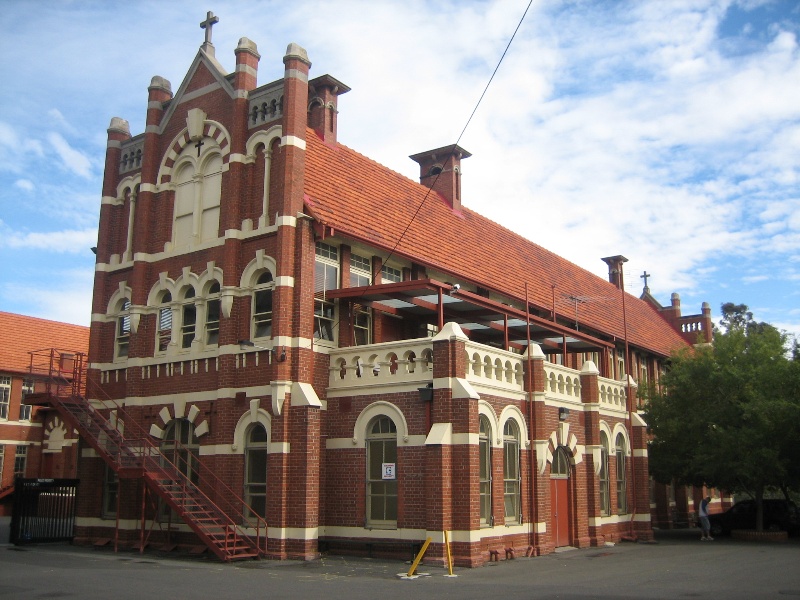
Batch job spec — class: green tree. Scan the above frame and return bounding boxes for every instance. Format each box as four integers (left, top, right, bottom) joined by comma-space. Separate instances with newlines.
647, 303, 800, 531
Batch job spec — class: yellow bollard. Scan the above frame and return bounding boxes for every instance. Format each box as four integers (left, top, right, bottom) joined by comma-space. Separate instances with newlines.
444, 530, 453, 576
407, 537, 432, 577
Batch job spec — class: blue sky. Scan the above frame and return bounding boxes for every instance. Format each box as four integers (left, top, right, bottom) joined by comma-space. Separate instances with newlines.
0, 0, 798, 342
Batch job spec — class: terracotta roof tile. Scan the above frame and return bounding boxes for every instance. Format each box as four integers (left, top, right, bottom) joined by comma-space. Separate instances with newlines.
0, 312, 90, 376
304, 130, 689, 357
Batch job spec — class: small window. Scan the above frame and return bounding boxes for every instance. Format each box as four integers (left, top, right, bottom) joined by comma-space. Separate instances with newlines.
381, 265, 402, 283
205, 282, 221, 345
350, 254, 372, 287
157, 291, 173, 352
253, 271, 274, 339
244, 424, 268, 520
116, 299, 131, 359
353, 304, 371, 345
479, 416, 492, 526
0, 376, 11, 420
14, 445, 28, 477
599, 432, 610, 516
102, 464, 119, 518
19, 379, 33, 421
181, 287, 196, 349
552, 447, 570, 477
616, 434, 627, 514
314, 243, 339, 341
503, 420, 520, 523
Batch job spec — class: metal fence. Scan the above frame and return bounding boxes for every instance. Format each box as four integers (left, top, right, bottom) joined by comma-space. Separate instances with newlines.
9, 478, 79, 544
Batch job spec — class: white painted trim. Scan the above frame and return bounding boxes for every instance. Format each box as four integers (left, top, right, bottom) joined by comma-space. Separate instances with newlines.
281, 135, 306, 150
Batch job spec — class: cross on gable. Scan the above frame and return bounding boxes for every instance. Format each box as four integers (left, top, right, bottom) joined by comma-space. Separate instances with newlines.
641, 271, 651, 288
200, 11, 219, 45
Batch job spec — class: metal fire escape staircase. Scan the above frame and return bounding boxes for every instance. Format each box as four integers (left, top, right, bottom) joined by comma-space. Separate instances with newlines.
27, 349, 267, 562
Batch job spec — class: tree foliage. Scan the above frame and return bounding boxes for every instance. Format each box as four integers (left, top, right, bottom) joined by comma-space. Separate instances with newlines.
646, 303, 800, 530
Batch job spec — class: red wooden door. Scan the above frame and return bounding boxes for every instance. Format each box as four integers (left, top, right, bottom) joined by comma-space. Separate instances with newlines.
550, 477, 570, 547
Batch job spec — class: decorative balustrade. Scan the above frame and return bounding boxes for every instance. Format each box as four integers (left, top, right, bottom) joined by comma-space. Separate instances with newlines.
543, 363, 582, 404
598, 376, 628, 413
248, 84, 284, 128
119, 136, 145, 174
463, 342, 525, 394
328, 338, 434, 391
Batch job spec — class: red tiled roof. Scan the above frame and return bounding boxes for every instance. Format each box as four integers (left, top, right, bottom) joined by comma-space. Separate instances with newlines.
304, 130, 689, 358
0, 312, 89, 376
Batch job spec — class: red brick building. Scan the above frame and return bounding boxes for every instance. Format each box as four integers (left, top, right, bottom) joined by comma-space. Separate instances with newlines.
0, 312, 89, 515
73, 16, 718, 564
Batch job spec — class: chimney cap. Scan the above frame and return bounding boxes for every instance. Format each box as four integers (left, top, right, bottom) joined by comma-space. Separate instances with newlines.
409, 144, 472, 164
309, 74, 351, 96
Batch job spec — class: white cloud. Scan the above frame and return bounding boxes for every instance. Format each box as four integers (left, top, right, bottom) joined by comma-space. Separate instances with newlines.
0, 223, 97, 253
47, 132, 93, 179
14, 179, 34, 192
1, 269, 94, 327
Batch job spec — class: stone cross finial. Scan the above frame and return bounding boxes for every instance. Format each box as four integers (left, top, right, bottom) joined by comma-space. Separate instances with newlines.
200, 11, 219, 45
641, 271, 651, 290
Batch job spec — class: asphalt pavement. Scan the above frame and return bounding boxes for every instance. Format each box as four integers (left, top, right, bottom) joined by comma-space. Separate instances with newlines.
1, 528, 799, 599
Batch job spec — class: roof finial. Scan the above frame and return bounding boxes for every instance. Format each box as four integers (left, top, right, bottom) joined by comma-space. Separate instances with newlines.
200, 11, 219, 46
641, 270, 651, 293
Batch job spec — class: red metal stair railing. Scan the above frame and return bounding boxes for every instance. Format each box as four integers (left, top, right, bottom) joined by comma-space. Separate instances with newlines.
27, 349, 268, 562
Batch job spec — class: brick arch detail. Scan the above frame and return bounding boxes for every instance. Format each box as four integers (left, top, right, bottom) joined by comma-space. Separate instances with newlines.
156, 119, 231, 187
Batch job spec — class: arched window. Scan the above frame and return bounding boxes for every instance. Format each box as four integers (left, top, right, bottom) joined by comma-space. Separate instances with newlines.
205, 281, 221, 345
552, 446, 570, 477
479, 415, 492, 526
253, 271, 274, 339
115, 298, 131, 359
366, 415, 397, 527
157, 291, 173, 353
616, 434, 627, 514
181, 287, 196, 349
160, 418, 199, 518
599, 431, 610, 516
244, 424, 268, 520
172, 152, 222, 250
503, 420, 520, 523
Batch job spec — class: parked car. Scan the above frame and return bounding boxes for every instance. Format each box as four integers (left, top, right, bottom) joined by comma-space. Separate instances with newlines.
705, 499, 800, 536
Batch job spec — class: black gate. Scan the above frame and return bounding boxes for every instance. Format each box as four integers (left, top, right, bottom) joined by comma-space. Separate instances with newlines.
10, 478, 79, 544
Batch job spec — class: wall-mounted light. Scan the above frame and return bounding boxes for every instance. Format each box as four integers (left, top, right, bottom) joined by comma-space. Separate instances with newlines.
238, 340, 286, 362
559, 407, 570, 421
418, 382, 433, 402
449, 283, 461, 295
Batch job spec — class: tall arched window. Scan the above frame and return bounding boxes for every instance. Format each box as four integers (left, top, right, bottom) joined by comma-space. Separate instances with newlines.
252, 271, 274, 339
172, 153, 222, 249
599, 431, 610, 516
205, 281, 221, 345
156, 291, 173, 353
503, 420, 520, 524
180, 287, 196, 349
552, 446, 570, 477
161, 419, 199, 483
616, 434, 627, 514
115, 298, 131, 359
366, 415, 397, 527
244, 424, 268, 520
479, 415, 492, 526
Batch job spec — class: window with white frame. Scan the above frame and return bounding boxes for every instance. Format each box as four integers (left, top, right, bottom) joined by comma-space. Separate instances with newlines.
156, 291, 173, 353
381, 264, 402, 283
349, 253, 372, 287
479, 415, 493, 526
599, 431, 610, 516
503, 420, 521, 523
115, 299, 131, 359
19, 379, 33, 421
314, 242, 338, 341
244, 424, 268, 520
0, 446, 4, 482
205, 281, 221, 345
616, 434, 627, 514
366, 415, 397, 527
252, 271, 274, 339
0, 376, 10, 420
180, 287, 196, 349
172, 153, 222, 249
14, 445, 28, 477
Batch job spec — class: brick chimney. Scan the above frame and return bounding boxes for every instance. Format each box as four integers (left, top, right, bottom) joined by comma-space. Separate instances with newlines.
308, 75, 350, 145
409, 144, 471, 211
601, 255, 629, 290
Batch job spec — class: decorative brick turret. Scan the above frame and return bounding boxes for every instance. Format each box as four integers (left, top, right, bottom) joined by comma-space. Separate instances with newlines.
409, 144, 471, 211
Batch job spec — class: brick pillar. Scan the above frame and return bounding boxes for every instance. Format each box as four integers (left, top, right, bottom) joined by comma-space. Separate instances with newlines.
628, 375, 653, 540
524, 343, 549, 555
580, 359, 604, 547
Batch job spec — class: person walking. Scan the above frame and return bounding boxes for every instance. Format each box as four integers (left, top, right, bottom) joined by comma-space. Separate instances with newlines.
699, 495, 713, 541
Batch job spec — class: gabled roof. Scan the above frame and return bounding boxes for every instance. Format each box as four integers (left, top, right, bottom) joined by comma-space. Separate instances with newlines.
303, 129, 689, 358
0, 312, 89, 376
